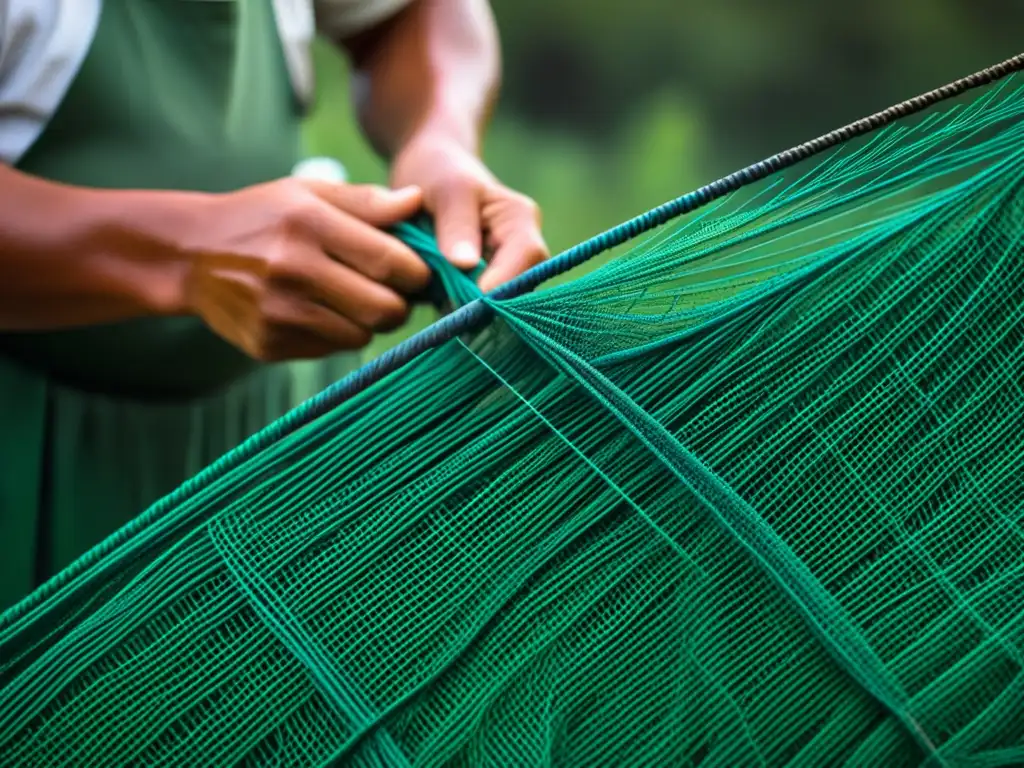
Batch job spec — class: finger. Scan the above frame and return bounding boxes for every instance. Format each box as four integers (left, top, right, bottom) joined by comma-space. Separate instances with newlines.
305, 203, 432, 294
250, 295, 372, 361
280, 302, 372, 352
478, 229, 550, 293
305, 259, 411, 333
305, 181, 423, 227
259, 325, 367, 362
432, 183, 483, 270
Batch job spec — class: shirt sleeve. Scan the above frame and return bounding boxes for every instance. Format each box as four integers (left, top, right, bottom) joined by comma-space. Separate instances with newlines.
0, 0, 100, 165
313, 0, 416, 40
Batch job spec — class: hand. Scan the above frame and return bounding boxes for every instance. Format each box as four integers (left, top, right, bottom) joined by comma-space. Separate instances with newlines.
390, 132, 549, 293
180, 177, 431, 361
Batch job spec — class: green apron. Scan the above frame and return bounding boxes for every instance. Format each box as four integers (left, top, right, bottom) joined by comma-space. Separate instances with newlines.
0, 0, 357, 609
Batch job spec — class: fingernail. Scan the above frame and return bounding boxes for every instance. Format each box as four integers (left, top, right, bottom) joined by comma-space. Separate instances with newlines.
451, 241, 481, 269
393, 185, 422, 198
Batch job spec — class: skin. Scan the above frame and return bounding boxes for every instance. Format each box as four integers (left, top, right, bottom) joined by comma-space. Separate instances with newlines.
0, 0, 547, 362
344, 0, 549, 290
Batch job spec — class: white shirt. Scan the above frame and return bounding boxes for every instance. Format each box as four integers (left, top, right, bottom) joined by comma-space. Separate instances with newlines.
0, 0, 414, 166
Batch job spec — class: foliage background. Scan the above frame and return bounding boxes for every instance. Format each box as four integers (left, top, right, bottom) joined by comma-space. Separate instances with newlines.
303, 1, 1023, 358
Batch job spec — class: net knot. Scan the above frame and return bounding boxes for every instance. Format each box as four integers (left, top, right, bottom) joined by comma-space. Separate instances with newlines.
391, 216, 485, 308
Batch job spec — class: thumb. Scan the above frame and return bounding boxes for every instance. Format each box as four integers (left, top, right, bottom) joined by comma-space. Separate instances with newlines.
432, 183, 483, 270
307, 181, 423, 226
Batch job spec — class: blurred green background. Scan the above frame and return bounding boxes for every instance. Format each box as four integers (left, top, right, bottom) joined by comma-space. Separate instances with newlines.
303, 1, 1022, 358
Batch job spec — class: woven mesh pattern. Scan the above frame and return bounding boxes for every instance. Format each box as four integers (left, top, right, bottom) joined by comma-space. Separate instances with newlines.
2, 74, 1024, 767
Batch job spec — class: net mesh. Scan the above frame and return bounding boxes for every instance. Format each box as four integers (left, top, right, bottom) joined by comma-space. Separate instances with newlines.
2, 71, 1024, 767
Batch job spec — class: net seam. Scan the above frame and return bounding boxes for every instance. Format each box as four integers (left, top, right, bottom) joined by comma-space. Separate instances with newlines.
484, 299, 947, 764
207, 521, 411, 767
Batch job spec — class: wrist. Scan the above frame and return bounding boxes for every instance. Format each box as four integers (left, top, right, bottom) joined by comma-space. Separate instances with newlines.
392, 121, 481, 190
401, 103, 483, 159
89, 188, 208, 317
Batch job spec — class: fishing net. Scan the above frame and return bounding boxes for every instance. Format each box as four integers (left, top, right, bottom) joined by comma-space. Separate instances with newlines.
2, 56, 1024, 767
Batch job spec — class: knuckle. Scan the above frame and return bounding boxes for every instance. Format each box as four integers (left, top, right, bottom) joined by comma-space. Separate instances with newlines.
408, 263, 432, 291
516, 193, 542, 221
365, 295, 409, 330
350, 327, 373, 349
352, 184, 385, 213
266, 253, 310, 286
390, 298, 412, 325
262, 247, 290, 276
366, 248, 415, 286
257, 294, 294, 328
248, 328, 281, 363
250, 346, 280, 363
365, 253, 395, 284
278, 176, 309, 196
280, 194, 321, 231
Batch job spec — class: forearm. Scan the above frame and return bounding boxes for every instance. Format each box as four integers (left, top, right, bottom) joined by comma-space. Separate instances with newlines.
343, 0, 501, 158
0, 166, 193, 331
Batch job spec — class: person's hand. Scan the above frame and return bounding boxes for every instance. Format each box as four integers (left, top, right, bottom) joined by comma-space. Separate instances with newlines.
180, 177, 430, 361
390, 132, 549, 293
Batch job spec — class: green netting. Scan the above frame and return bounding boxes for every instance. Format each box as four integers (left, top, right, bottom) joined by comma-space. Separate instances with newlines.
3, 64, 1024, 767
